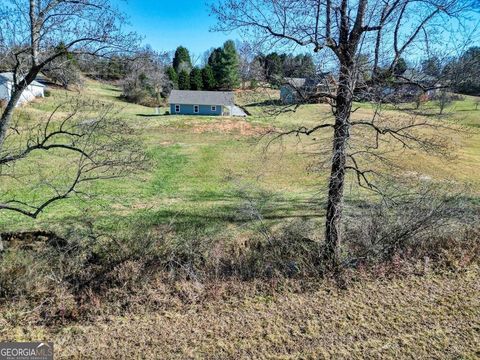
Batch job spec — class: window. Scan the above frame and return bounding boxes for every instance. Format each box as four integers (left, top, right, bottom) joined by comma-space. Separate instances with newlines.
194, 105, 199, 113
211, 105, 217, 112
175, 104, 180, 113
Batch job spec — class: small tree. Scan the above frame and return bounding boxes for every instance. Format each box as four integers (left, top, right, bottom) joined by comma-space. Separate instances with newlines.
178, 69, 191, 90
42, 46, 82, 89
414, 93, 429, 110
436, 90, 453, 115
190, 67, 204, 90
422, 57, 442, 77
264, 53, 283, 84
122, 48, 167, 106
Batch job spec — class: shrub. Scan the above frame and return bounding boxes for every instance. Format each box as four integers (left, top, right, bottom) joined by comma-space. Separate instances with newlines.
1, 188, 478, 326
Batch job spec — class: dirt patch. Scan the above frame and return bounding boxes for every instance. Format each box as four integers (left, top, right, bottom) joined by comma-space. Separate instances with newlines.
191, 120, 272, 136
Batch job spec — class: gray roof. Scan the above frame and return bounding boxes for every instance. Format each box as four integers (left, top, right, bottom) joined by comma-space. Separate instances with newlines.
283, 73, 333, 89
0, 72, 46, 87
168, 90, 234, 106
284, 78, 308, 88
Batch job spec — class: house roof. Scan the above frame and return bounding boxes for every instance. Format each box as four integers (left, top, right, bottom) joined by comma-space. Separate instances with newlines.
168, 90, 234, 106
0, 72, 46, 87
284, 78, 308, 88
283, 73, 334, 89
400, 69, 438, 84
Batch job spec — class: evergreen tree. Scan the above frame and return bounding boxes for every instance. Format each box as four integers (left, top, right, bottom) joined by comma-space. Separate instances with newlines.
173, 46, 192, 72
190, 67, 204, 90
166, 66, 178, 89
393, 57, 408, 75
445, 47, 480, 95
207, 41, 240, 90
208, 47, 224, 87
220, 40, 240, 89
178, 69, 190, 90
300, 54, 316, 77
202, 65, 216, 90
421, 57, 442, 77
265, 52, 283, 83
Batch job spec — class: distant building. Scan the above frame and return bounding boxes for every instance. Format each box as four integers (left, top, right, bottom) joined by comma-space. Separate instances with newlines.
0, 72, 46, 106
392, 69, 440, 99
362, 69, 442, 103
280, 74, 336, 104
168, 90, 246, 117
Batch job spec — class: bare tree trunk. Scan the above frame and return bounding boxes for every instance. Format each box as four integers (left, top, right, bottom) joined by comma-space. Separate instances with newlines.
324, 65, 352, 269
0, 0, 40, 151
29, 0, 39, 66
0, 89, 24, 151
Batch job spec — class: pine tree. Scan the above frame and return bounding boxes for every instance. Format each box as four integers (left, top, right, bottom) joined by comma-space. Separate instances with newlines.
207, 41, 240, 90
173, 46, 192, 73
208, 47, 224, 88
202, 65, 216, 90
264, 52, 283, 83
178, 69, 190, 90
220, 40, 240, 90
300, 54, 316, 77
166, 66, 178, 89
190, 67, 204, 90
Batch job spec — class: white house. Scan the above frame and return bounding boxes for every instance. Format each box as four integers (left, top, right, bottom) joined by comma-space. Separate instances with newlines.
0, 72, 46, 106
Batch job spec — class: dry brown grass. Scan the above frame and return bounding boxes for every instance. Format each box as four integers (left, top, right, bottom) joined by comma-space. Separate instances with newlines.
190, 119, 273, 136
2, 267, 478, 359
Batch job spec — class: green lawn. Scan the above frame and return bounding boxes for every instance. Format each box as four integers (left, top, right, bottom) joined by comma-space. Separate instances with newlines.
1, 81, 479, 240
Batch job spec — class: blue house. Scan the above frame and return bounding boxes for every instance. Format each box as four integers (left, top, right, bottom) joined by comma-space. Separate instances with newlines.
168, 90, 235, 116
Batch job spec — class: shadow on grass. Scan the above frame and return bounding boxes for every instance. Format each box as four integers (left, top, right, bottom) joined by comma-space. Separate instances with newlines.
141, 191, 325, 236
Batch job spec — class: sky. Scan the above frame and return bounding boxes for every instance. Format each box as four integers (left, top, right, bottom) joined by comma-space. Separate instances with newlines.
117, 0, 479, 64
118, 0, 236, 56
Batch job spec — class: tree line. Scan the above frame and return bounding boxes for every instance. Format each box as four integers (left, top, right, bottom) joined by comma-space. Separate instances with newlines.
165, 41, 240, 91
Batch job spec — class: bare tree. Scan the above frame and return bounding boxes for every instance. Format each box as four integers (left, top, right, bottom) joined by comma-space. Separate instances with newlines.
212, 0, 479, 268
436, 90, 454, 115
0, 100, 144, 218
0, 0, 139, 151
122, 47, 169, 106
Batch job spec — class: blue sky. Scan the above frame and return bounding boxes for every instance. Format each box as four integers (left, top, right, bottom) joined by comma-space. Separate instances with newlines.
118, 0, 479, 62
118, 0, 236, 55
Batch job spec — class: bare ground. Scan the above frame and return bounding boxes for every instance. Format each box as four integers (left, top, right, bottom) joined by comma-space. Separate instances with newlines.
7, 267, 480, 359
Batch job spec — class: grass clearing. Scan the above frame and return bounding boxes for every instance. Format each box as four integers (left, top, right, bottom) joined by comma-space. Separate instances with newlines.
1, 81, 479, 234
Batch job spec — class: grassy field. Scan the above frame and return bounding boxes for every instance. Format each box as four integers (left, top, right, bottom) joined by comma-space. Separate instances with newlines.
1, 80, 479, 236
1, 81, 479, 358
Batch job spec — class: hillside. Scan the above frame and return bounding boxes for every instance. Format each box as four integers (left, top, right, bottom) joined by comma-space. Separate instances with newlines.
1, 80, 479, 234
1, 80, 479, 359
